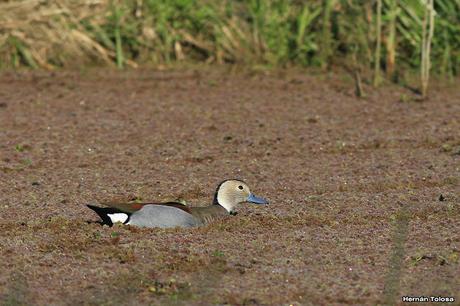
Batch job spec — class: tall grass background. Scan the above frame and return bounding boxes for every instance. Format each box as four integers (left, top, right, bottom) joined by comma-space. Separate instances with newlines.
0, 0, 459, 83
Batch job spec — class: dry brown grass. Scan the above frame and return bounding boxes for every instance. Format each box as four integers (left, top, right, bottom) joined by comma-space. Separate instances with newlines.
0, 0, 125, 68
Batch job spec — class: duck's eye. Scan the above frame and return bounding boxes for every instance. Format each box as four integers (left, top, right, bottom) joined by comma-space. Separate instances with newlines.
238, 185, 244, 190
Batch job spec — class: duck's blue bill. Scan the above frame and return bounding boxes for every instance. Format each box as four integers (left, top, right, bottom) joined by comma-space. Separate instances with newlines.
247, 193, 269, 205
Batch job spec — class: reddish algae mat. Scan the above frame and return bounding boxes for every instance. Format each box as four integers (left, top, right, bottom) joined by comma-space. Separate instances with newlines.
0, 69, 458, 305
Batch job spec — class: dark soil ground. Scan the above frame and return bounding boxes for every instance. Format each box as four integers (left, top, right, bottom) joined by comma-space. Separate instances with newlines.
0, 68, 458, 306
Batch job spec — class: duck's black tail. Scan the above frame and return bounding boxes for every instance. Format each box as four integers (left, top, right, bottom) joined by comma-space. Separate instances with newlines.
87, 204, 130, 226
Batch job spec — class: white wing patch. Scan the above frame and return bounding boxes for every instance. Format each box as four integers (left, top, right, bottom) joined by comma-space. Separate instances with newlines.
107, 213, 129, 224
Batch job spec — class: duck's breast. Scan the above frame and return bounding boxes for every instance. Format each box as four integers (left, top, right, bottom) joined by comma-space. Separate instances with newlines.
127, 205, 199, 228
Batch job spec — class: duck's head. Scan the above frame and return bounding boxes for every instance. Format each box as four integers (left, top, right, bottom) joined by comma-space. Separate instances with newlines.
213, 179, 269, 213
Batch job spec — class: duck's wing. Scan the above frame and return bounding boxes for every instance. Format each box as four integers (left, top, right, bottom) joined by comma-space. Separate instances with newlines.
101, 201, 192, 214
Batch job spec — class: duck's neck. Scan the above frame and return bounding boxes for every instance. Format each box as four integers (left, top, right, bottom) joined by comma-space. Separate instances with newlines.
213, 193, 237, 213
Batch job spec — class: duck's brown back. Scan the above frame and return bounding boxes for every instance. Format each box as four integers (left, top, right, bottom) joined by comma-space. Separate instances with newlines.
102, 201, 192, 214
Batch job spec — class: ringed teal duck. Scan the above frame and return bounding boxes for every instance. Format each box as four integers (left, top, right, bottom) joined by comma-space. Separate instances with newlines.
87, 179, 268, 228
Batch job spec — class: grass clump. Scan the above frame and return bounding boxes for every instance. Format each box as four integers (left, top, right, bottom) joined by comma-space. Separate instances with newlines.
0, 0, 459, 94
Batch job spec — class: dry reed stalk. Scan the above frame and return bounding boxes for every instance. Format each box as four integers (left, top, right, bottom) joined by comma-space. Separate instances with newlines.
386, 0, 398, 80
373, 0, 382, 86
421, 0, 435, 98
320, 0, 335, 69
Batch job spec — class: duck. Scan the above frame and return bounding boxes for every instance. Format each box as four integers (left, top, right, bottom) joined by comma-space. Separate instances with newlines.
87, 179, 268, 228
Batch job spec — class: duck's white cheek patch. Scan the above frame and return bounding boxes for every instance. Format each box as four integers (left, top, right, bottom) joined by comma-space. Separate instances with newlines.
108, 213, 129, 224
